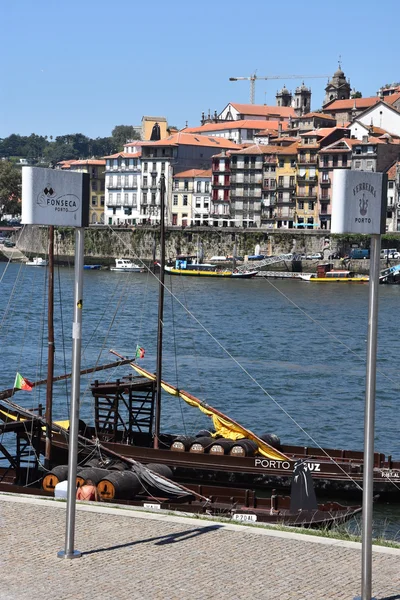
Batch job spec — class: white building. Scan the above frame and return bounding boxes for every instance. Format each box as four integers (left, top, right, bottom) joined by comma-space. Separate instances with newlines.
349, 101, 400, 138
172, 169, 211, 226
104, 146, 142, 225
183, 119, 288, 144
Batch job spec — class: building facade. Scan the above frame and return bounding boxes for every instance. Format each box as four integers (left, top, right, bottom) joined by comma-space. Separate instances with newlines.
172, 169, 211, 226
104, 149, 142, 225
67, 159, 106, 224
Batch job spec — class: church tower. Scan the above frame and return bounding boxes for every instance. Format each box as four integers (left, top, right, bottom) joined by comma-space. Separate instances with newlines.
323, 63, 351, 106
276, 85, 292, 107
292, 82, 311, 116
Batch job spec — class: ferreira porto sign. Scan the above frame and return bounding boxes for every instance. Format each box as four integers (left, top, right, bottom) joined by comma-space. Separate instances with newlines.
331, 170, 387, 234
22, 167, 89, 227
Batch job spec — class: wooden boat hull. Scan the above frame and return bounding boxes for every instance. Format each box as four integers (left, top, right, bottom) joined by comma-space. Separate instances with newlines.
165, 266, 257, 278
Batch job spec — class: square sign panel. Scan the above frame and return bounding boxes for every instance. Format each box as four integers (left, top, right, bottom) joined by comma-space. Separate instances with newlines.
331, 170, 387, 234
22, 167, 90, 227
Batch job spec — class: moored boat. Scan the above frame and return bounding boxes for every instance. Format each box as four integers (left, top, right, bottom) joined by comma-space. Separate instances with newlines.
379, 264, 400, 284
300, 264, 369, 283
163, 255, 257, 278
110, 258, 143, 272
26, 257, 48, 267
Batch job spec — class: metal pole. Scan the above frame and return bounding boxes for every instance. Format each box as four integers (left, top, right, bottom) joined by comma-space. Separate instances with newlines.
57, 227, 84, 559
355, 234, 380, 600
45, 225, 54, 470
154, 174, 166, 449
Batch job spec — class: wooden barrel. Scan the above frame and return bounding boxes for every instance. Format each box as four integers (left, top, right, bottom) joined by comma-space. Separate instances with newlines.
97, 471, 141, 501
229, 439, 258, 457
42, 465, 69, 492
259, 433, 281, 449
76, 467, 110, 488
146, 464, 173, 479
209, 439, 235, 455
189, 436, 214, 453
170, 435, 195, 452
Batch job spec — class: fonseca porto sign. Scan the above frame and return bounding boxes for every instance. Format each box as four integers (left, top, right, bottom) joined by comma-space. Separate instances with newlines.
331, 170, 387, 234
22, 167, 89, 227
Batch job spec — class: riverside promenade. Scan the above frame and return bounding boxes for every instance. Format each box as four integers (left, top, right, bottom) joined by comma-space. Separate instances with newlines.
0, 494, 399, 600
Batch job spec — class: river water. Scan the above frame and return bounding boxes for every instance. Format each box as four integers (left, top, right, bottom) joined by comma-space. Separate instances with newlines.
0, 262, 399, 540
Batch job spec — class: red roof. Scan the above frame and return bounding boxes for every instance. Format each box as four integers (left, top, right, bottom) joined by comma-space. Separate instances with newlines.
299, 112, 336, 121
323, 97, 380, 111
386, 162, 398, 179
174, 168, 212, 178
69, 159, 105, 166
230, 142, 298, 156
144, 132, 239, 149
384, 93, 400, 105
103, 152, 141, 159
229, 102, 296, 118
183, 120, 288, 133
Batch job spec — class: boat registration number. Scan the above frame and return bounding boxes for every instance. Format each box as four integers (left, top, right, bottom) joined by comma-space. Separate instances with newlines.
232, 513, 257, 522
143, 503, 161, 510
380, 470, 399, 479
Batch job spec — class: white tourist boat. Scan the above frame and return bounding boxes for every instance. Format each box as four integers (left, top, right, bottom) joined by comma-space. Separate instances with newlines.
26, 257, 48, 267
110, 258, 143, 272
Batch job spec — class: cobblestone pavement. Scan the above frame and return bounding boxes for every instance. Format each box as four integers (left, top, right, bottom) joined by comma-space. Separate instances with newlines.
0, 495, 399, 600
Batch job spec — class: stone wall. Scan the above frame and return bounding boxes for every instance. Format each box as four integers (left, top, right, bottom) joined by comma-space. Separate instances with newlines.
15, 226, 335, 263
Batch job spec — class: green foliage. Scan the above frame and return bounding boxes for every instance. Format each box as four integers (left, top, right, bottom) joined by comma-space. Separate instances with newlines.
350, 90, 362, 99
0, 161, 21, 221
111, 125, 141, 151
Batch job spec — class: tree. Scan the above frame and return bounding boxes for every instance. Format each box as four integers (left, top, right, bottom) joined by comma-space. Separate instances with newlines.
350, 90, 362, 99
111, 125, 140, 150
0, 161, 21, 222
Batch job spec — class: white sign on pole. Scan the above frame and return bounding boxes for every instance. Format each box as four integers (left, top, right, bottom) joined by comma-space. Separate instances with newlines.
331, 170, 387, 235
22, 167, 89, 227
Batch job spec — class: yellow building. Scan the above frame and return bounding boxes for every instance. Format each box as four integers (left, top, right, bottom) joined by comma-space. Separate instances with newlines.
67, 159, 106, 224
295, 134, 319, 228
274, 143, 298, 229
141, 116, 168, 141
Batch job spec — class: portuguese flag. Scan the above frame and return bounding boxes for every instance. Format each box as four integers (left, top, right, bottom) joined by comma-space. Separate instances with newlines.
135, 346, 145, 359
14, 373, 33, 391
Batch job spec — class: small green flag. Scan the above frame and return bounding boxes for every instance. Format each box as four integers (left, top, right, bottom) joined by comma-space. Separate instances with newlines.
14, 373, 33, 391
135, 346, 145, 359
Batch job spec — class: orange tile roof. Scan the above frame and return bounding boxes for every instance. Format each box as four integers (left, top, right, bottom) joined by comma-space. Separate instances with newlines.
174, 168, 212, 178
384, 93, 400, 105
386, 161, 399, 179
300, 127, 338, 137
103, 152, 141, 158
323, 97, 380, 111
183, 120, 288, 133
69, 159, 105, 166
145, 132, 239, 149
299, 112, 337, 121
230, 103, 296, 118
57, 159, 76, 169
230, 142, 298, 156
319, 138, 361, 153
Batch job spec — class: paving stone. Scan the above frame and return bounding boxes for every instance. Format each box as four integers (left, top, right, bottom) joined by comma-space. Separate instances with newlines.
0, 496, 399, 600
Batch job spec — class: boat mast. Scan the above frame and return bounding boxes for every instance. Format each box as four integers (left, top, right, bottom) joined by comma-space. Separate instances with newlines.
45, 225, 55, 469
154, 173, 166, 448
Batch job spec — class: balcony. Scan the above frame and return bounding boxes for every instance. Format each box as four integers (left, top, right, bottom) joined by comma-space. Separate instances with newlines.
320, 178, 331, 186
297, 157, 318, 165
296, 193, 317, 200
319, 195, 330, 203
297, 174, 318, 183
107, 183, 121, 189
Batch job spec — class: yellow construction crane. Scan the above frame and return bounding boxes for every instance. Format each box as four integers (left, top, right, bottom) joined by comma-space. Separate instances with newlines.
229, 73, 330, 104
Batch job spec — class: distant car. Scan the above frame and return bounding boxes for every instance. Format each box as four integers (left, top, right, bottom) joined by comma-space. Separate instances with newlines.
306, 253, 323, 260
4, 240, 15, 248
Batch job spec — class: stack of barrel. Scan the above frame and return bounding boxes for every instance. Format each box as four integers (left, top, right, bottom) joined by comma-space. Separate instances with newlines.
170, 431, 281, 457
42, 459, 174, 502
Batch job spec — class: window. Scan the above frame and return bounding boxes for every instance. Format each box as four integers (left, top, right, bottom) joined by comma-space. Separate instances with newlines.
91, 180, 97, 191
322, 156, 329, 166
342, 155, 348, 167
152, 162, 157, 172
91, 196, 97, 206
354, 161, 361, 169
144, 162, 148, 172
197, 181, 201, 192
196, 198, 201, 208
173, 195, 178, 206
308, 202, 314, 211
132, 193, 137, 207
279, 159, 284, 168
108, 194, 113, 204
161, 162, 165, 172
278, 176, 284, 187
100, 181, 105, 191
290, 159, 296, 167
184, 181, 189, 191
332, 156, 338, 167
183, 195, 188, 206
278, 192, 283, 200
289, 176, 295, 187
205, 182, 210, 193
124, 193, 128, 204
151, 175, 157, 187
174, 180, 179, 189
116, 193, 121, 204
322, 171, 329, 182
143, 176, 148, 187
298, 201, 304, 210
204, 202, 209, 209
366, 160, 373, 170
389, 181, 394, 188
151, 193, 156, 203
100, 196, 105, 206
117, 176, 121, 186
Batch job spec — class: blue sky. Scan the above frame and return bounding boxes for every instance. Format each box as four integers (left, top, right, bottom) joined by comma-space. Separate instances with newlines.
1, 0, 399, 139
